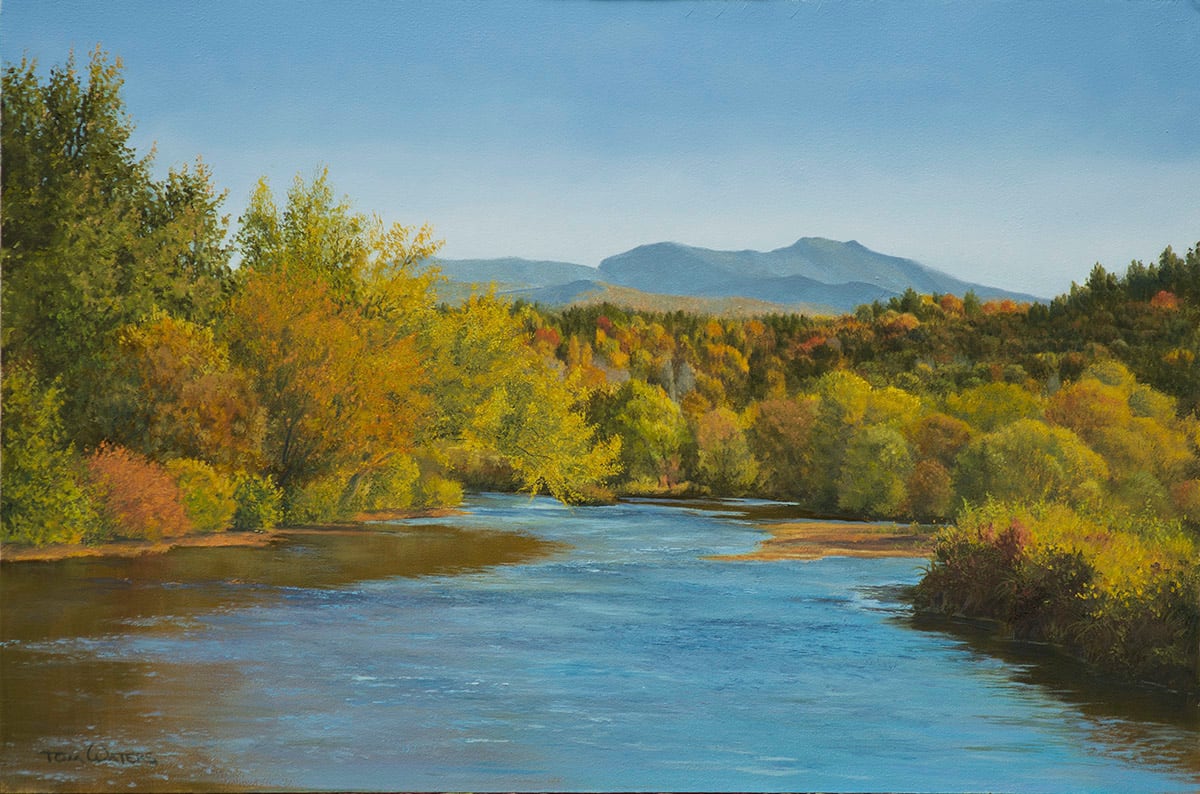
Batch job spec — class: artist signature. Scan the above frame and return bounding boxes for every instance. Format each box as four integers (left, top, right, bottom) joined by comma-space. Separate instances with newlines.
41, 744, 157, 767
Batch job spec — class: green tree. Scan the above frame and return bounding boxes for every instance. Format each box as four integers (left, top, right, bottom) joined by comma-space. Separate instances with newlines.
231, 474, 283, 531
1, 50, 232, 440
954, 419, 1108, 507
808, 371, 874, 508
426, 294, 620, 503
166, 458, 237, 533
1, 367, 98, 546
837, 424, 913, 517
609, 380, 689, 487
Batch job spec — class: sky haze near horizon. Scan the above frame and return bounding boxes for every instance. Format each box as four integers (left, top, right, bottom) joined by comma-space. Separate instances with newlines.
4, 1, 1199, 297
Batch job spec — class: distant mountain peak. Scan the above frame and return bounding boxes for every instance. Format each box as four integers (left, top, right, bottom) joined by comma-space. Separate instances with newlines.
439, 237, 1040, 314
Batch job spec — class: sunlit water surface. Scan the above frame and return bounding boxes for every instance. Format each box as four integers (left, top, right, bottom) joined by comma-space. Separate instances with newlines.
2, 494, 1197, 791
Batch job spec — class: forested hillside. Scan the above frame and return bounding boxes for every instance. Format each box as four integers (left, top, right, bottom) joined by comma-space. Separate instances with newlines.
517, 252, 1200, 688
3, 50, 1197, 690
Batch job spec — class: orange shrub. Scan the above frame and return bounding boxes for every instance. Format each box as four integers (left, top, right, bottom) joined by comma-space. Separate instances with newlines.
939, 293, 965, 316
1149, 290, 1179, 310
86, 444, 193, 541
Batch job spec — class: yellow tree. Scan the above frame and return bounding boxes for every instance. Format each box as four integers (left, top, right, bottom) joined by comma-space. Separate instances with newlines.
945, 382, 1043, 432
425, 294, 619, 503
608, 379, 690, 488
694, 407, 758, 494
225, 265, 427, 494
954, 419, 1108, 507
223, 173, 437, 499
1047, 361, 1195, 514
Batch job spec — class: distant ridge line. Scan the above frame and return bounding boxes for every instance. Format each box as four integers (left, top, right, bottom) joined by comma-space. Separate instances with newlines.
436, 237, 1041, 313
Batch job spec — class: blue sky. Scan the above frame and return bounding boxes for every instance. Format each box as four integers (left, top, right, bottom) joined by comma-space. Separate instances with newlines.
4, 1, 1199, 296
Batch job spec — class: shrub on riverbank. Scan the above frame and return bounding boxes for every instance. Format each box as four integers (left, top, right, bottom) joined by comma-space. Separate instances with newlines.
231, 473, 283, 531
86, 444, 193, 541
166, 459, 237, 533
915, 501, 1200, 689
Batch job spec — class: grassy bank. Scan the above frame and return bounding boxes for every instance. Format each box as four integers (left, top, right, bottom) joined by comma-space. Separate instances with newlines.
0, 507, 464, 564
914, 500, 1200, 692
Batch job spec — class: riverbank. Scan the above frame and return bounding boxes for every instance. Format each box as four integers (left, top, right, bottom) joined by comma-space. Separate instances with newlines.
715, 519, 937, 561
0, 507, 464, 563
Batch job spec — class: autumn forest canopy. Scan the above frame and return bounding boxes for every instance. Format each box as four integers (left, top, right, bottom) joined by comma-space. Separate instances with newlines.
3, 51, 1200, 690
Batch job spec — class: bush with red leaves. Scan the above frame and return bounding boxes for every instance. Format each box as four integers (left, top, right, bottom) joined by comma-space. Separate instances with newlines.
86, 444, 193, 541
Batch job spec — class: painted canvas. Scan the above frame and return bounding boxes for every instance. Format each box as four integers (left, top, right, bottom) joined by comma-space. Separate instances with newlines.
2, 2, 1199, 791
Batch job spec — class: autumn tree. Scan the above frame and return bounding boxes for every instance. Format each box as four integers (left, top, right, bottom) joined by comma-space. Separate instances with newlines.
98, 311, 264, 471
694, 407, 758, 494
223, 173, 436, 504
954, 419, 1108, 507
425, 294, 620, 503
1047, 361, 1195, 514
747, 396, 818, 499
224, 263, 427, 498
944, 382, 1042, 432
86, 444, 192, 540
906, 460, 954, 521
910, 412, 973, 469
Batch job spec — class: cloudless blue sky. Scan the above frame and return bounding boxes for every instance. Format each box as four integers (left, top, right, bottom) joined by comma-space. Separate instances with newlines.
5, 1, 1199, 295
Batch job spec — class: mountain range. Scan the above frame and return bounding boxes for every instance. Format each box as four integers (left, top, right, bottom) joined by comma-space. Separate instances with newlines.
437, 238, 1040, 315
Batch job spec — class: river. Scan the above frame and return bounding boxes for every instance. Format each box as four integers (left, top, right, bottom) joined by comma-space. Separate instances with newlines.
2, 494, 1197, 791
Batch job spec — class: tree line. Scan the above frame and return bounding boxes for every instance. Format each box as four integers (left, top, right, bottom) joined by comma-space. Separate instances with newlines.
1, 49, 616, 546
514, 240, 1199, 687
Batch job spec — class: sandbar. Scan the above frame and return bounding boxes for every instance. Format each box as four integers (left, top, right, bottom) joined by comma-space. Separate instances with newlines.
715, 520, 936, 561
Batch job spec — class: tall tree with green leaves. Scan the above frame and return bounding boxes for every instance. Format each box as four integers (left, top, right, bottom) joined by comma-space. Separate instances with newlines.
1, 48, 232, 441
607, 379, 689, 487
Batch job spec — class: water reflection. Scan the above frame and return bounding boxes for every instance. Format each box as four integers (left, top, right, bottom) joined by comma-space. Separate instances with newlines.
2, 525, 564, 644
906, 612, 1200, 784
1, 524, 562, 791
